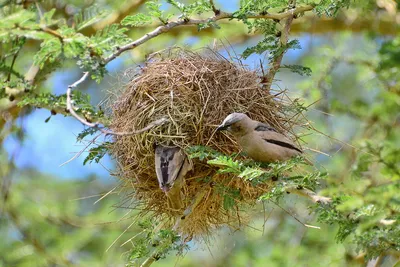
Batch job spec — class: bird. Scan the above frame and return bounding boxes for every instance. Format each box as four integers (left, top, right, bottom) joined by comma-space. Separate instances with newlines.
154, 145, 192, 211
216, 113, 305, 163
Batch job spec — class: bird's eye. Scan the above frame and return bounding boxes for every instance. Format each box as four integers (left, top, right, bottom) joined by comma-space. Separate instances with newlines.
231, 125, 241, 132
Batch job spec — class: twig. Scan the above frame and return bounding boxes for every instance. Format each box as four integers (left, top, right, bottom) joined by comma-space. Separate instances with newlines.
379, 219, 396, 226
271, 200, 320, 229
7, 38, 21, 81
106, 220, 136, 252
284, 186, 397, 226
66, 72, 97, 125
366, 254, 384, 267
104, 4, 314, 63
66, 72, 168, 136
263, 0, 298, 90
141, 255, 158, 267
105, 117, 168, 136
209, 0, 219, 15
284, 185, 332, 204
59, 132, 103, 167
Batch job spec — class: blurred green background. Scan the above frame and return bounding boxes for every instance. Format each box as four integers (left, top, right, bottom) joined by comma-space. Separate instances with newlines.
1, 0, 399, 266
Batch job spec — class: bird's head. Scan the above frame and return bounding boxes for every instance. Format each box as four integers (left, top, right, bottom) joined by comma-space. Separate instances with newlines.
216, 113, 252, 135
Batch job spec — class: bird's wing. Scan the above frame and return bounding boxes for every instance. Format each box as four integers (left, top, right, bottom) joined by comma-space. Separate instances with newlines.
254, 122, 278, 133
155, 146, 187, 190
257, 130, 302, 153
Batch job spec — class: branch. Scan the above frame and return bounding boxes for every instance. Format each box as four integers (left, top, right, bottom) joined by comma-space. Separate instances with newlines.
209, 0, 219, 15
66, 72, 92, 123
284, 186, 397, 227
66, 72, 168, 136
284, 186, 332, 204
104, 4, 314, 63
263, 0, 297, 90
140, 255, 158, 267
379, 219, 396, 226
0, 64, 40, 130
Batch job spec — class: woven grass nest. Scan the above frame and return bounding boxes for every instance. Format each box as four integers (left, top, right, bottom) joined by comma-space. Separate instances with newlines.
109, 47, 304, 238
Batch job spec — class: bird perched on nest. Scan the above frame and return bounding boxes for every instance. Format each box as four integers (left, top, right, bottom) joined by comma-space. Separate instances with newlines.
155, 145, 192, 211
216, 113, 306, 163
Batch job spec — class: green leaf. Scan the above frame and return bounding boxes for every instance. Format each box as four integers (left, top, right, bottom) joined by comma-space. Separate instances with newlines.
10, 29, 51, 40
74, 7, 109, 31
64, 34, 88, 58
146, 1, 163, 18
223, 194, 235, 210
197, 20, 221, 31
33, 38, 62, 68
207, 156, 243, 174
242, 36, 278, 59
238, 167, 264, 180
166, 0, 185, 11
186, 145, 223, 160
315, 0, 351, 16
42, 8, 56, 25
83, 142, 110, 165
77, 128, 99, 142
121, 14, 153, 27
44, 116, 52, 123
128, 238, 149, 260
281, 64, 312, 76
0, 10, 36, 29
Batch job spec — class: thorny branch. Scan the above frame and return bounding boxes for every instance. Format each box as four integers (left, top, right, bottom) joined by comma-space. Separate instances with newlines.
63, 4, 313, 132
209, 0, 219, 15
263, 0, 297, 90
285, 186, 396, 226
285, 185, 332, 204
66, 72, 168, 136
105, 4, 314, 63
5, 3, 313, 128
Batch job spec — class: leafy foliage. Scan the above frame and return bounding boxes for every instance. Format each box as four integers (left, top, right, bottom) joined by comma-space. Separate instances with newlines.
314, 0, 351, 16
296, 33, 400, 260
83, 142, 111, 165
188, 145, 325, 202
1, 0, 399, 265
76, 127, 99, 142
0, 169, 134, 266
1, 6, 131, 82
126, 219, 187, 266
281, 64, 312, 76
17, 91, 104, 122
121, 13, 153, 27
167, 0, 212, 19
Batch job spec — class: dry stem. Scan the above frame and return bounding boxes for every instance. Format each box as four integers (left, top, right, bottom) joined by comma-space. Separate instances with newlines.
65, 72, 168, 136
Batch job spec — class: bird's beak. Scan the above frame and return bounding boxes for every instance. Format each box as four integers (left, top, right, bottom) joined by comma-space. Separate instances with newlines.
161, 185, 170, 193
216, 124, 228, 131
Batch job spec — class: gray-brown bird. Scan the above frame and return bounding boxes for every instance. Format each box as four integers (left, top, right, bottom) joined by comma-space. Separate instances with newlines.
155, 145, 192, 211
216, 113, 304, 163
